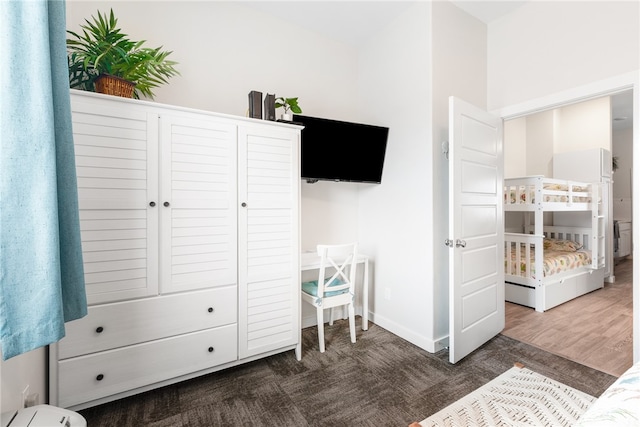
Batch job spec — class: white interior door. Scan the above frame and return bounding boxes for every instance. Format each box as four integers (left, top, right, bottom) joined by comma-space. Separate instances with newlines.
448, 96, 504, 364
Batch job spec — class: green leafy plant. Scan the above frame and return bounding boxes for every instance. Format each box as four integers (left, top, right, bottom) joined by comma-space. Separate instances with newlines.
66, 9, 179, 99
275, 97, 302, 115
67, 54, 96, 92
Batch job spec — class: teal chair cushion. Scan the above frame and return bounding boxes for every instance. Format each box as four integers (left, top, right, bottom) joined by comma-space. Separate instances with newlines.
302, 278, 348, 297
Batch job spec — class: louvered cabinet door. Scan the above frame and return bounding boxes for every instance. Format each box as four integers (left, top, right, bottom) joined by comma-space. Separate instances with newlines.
159, 115, 238, 294
237, 124, 300, 359
71, 97, 159, 305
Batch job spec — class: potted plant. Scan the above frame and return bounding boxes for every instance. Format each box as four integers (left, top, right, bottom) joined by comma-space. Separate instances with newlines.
275, 97, 302, 121
67, 9, 179, 99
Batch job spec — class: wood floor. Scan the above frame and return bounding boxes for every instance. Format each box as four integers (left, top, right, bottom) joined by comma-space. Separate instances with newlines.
502, 258, 633, 377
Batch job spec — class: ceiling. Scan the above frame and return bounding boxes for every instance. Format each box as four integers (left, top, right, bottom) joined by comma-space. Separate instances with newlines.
244, 1, 633, 128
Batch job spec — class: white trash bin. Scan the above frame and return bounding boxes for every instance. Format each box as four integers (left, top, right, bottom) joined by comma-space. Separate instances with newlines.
1, 404, 87, 427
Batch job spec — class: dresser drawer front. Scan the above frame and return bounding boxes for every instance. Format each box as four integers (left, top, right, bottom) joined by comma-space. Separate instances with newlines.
59, 286, 236, 359
58, 324, 237, 408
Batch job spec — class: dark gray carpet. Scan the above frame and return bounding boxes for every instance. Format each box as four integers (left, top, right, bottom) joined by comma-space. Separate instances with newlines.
79, 318, 616, 426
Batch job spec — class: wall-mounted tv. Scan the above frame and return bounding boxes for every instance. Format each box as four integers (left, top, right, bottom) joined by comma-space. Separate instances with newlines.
294, 114, 389, 184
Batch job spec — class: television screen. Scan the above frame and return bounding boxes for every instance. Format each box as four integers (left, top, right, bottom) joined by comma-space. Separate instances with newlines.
294, 114, 389, 184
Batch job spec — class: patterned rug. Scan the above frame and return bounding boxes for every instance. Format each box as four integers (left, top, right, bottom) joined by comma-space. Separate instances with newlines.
416, 365, 596, 427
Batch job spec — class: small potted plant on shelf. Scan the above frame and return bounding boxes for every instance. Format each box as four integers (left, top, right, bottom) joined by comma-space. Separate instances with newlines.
275, 97, 302, 121
67, 9, 179, 99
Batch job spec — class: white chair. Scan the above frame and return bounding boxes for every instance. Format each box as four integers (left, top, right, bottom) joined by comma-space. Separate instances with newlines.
301, 243, 358, 353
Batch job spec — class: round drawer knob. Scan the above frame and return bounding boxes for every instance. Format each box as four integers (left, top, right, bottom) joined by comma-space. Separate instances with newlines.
149, 201, 156, 207
208, 347, 214, 353
163, 201, 170, 207
241, 202, 247, 207
207, 307, 214, 313
96, 326, 104, 333
96, 374, 104, 381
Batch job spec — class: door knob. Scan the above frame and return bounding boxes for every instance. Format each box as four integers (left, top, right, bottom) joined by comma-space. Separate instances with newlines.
456, 239, 467, 248
444, 239, 453, 247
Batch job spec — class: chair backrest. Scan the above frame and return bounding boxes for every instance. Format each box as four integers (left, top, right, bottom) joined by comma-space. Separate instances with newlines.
316, 243, 358, 298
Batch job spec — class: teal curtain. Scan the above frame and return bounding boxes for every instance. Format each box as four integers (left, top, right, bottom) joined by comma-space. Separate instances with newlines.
0, 0, 87, 360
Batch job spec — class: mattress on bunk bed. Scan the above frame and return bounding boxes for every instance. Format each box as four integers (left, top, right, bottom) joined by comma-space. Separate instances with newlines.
505, 183, 591, 204
505, 242, 592, 278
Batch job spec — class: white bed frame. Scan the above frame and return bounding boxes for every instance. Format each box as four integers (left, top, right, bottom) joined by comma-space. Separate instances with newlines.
504, 175, 594, 212
504, 176, 605, 312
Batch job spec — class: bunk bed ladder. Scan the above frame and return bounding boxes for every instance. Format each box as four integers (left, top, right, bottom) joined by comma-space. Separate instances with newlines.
592, 183, 605, 270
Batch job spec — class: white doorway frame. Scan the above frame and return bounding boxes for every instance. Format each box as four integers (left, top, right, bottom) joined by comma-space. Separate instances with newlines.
492, 70, 640, 364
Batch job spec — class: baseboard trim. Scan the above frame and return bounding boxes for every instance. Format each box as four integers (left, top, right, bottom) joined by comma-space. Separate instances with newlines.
302, 309, 448, 354
369, 312, 447, 353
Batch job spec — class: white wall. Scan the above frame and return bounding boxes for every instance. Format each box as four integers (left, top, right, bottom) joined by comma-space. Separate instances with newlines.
505, 97, 612, 178
504, 117, 526, 178
356, 2, 433, 348
525, 110, 555, 177
353, 0, 487, 352
488, 1, 639, 111
67, 2, 361, 119
554, 96, 611, 154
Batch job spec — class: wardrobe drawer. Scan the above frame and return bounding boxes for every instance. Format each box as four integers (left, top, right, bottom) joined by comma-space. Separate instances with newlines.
57, 324, 237, 408
58, 286, 236, 359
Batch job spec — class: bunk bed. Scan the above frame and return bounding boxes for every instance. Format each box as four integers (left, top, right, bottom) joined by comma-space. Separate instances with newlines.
503, 176, 605, 312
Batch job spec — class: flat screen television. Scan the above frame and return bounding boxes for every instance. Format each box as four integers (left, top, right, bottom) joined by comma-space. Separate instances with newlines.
294, 114, 389, 184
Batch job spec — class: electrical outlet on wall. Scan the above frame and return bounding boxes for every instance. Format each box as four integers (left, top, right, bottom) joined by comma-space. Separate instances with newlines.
21, 385, 29, 408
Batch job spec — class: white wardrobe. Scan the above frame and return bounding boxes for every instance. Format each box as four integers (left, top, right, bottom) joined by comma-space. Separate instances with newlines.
49, 90, 301, 409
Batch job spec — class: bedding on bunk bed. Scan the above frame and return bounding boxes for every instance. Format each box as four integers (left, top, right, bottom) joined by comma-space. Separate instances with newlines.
505, 183, 591, 204
505, 239, 592, 278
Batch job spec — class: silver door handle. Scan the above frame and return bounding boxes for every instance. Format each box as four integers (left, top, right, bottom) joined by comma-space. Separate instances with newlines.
456, 239, 466, 248
445, 239, 453, 247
